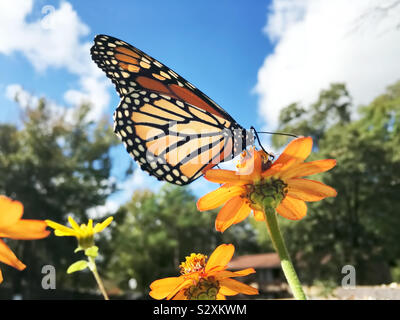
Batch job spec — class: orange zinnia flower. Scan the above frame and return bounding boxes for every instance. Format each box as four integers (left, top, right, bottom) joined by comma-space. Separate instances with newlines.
149, 244, 258, 300
197, 137, 337, 232
0, 195, 50, 283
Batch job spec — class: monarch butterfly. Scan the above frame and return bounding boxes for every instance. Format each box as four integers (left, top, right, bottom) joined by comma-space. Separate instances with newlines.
90, 35, 261, 185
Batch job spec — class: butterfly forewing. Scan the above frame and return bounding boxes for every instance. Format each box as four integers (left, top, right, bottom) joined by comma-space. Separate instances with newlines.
91, 34, 248, 185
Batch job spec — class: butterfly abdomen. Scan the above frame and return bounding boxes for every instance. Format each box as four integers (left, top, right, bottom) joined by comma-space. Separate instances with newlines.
232, 128, 255, 159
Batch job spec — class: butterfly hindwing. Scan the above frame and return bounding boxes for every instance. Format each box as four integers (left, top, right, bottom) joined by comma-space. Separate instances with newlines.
114, 90, 237, 185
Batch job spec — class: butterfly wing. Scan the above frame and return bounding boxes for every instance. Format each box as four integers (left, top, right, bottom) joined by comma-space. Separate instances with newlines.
90, 34, 249, 185
114, 92, 239, 185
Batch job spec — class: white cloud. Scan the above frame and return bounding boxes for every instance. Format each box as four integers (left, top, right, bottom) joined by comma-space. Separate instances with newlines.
263, 0, 307, 42
255, 0, 400, 129
5, 84, 39, 109
63, 69, 110, 121
87, 165, 170, 219
114, 167, 162, 203
5, 83, 80, 125
87, 200, 119, 220
0, 0, 110, 120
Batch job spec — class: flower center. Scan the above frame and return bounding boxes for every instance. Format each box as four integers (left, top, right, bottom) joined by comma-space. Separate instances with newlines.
184, 277, 220, 300
248, 178, 288, 211
179, 253, 207, 275
77, 225, 95, 250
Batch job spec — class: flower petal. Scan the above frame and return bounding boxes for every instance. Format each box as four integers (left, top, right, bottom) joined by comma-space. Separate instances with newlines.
0, 220, 50, 240
215, 196, 248, 233
276, 196, 307, 220
238, 149, 263, 180
204, 169, 253, 185
149, 276, 186, 300
197, 185, 245, 211
253, 210, 266, 221
68, 216, 81, 232
216, 293, 227, 300
0, 268, 3, 284
213, 268, 256, 280
205, 244, 235, 273
166, 278, 193, 300
219, 285, 239, 296
54, 229, 76, 237
281, 159, 337, 179
45, 220, 76, 237
218, 278, 258, 295
94, 217, 113, 233
230, 267, 256, 277
87, 219, 93, 232
287, 178, 337, 202
232, 202, 252, 225
0, 196, 23, 229
274, 137, 313, 166
261, 162, 284, 178
171, 289, 187, 300
0, 239, 26, 270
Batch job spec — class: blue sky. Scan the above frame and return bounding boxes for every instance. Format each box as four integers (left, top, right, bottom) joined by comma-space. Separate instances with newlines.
0, 0, 273, 129
1, 0, 400, 215
0, 0, 275, 214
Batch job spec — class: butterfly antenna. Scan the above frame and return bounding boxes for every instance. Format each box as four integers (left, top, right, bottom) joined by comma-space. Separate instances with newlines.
250, 126, 273, 159
250, 127, 298, 160
256, 131, 298, 138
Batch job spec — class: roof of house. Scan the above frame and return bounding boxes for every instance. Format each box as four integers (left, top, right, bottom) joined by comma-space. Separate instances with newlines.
228, 253, 280, 270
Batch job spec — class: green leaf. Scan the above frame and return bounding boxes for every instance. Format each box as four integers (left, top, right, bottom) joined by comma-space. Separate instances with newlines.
74, 246, 84, 253
85, 246, 99, 258
67, 260, 88, 274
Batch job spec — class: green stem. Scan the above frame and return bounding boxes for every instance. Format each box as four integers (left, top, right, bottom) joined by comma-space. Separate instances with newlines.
88, 256, 109, 300
263, 207, 307, 300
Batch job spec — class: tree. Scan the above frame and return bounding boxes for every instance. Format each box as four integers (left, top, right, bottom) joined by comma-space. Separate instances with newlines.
0, 97, 118, 297
269, 81, 400, 285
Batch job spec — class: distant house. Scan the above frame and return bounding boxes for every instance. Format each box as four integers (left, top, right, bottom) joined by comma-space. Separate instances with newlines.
228, 253, 289, 298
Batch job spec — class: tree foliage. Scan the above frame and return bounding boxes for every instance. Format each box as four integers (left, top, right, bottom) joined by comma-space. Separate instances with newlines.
271, 81, 400, 284
2, 79, 400, 297
0, 98, 118, 297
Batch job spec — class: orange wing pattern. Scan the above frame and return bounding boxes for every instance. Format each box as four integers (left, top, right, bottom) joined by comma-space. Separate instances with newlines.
91, 35, 253, 185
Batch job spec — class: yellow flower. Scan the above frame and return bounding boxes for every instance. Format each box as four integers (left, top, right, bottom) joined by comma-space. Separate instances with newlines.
46, 216, 113, 250
149, 244, 258, 300
0, 195, 49, 284
197, 137, 337, 232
